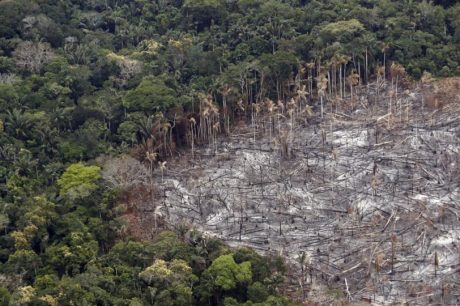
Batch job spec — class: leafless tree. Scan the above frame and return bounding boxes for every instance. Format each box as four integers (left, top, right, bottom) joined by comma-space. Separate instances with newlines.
13, 41, 55, 74
102, 155, 151, 189
0, 73, 18, 85
107, 53, 143, 88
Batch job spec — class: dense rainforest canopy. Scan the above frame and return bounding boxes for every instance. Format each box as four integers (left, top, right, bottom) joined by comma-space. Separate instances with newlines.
0, 0, 459, 305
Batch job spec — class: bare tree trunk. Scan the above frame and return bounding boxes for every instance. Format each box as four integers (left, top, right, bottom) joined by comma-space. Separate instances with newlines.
321, 96, 324, 119
365, 48, 368, 84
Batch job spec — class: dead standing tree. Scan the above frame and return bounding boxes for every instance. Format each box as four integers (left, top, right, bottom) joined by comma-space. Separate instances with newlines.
153, 77, 460, 304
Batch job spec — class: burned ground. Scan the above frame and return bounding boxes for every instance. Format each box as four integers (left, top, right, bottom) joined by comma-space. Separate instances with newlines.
121, 79, 460, 305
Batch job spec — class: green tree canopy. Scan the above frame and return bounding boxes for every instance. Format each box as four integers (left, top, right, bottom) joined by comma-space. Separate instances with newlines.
123, 76, 177, 113
203, 254, 252, 291
57, 163, 101, 199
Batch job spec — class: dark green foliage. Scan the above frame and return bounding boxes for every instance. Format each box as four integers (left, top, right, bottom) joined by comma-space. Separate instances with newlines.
0, 287, 10, 306
124, 76, 177, 112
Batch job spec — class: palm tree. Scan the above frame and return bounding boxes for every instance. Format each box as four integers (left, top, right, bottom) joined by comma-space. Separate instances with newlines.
371, 175, 378, 196
390, 63, 405, 98
212, 122, 220, 153
389, 63, 406, 125
200, 104, 210, 143
276, 100, 285, 132
287, 98, 296, 131
199, 94, 220, 147
146, 151, 158, 177
337, 55, 350, 99
158, 161, 167, 183
265, 99, 277, 145
277, 100, 285, 115
305, 103, 314, 117
13, 148, 38, 177
36, 126, 59, 157
328, 54, 341, 98
380, 42, 390, 82
220, 84, 232, 135
347, 70, 360, 104
153, 205, 163, 230
5, 109, 34, 140
296, 85, 309, 111
252, 102, 261, 145
297, 251, 312, 295
306, 62, 316, 95
136, 115, 158, 142
376, 65, 385, 104
189, 117, 196, 159
153, 112, 170, 156
316, 74, 328, 118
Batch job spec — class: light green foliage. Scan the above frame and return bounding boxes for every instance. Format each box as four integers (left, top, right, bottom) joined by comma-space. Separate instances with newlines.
57, 163, 101, 198
139, 257, 197, 305
321, 19, 365, 36
204, 254, 252, 290
139, 259, 173, 284
0, 287, 10, 306
140, 259, 196, 285
9, 286, 35, 306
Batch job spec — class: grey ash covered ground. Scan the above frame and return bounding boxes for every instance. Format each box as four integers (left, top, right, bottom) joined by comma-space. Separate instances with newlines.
150, 82, 460, 304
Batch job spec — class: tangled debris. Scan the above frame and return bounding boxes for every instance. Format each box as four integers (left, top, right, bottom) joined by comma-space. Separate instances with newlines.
128, 79, 460, 304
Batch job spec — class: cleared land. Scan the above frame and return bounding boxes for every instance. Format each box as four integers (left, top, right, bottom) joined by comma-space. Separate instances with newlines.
118, 78, 460, 305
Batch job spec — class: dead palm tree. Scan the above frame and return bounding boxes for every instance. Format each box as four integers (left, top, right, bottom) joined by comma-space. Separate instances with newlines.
296, 84, 309, 111
158, 161, 167, 183
265, 99, 277, 145
274, 100, 285, 134
328, 55, 341, 98
305, 104, 314, 117
389, 63, 406, 127
297, 251, 312, 295
237, 99, 245, 113
306, 62, 315, 94
146, 151, 158, 177
189, 117, 196, 159
208, 100, 220, 148
380, 42, 390, 81
376, 65, 385, 105
252, 102, 261, 144
162, 121, 171, 156
338, 55, 350, 99
390, 63, 405, 99
316, 74, 328, 118
277, 100, 285, 114
347, 70, 360, 105
212, 122, 220, 153
287, 98, 297, 130
220, 84, 232, 134
153, 205, 163, 230
371, 175, 378, 196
